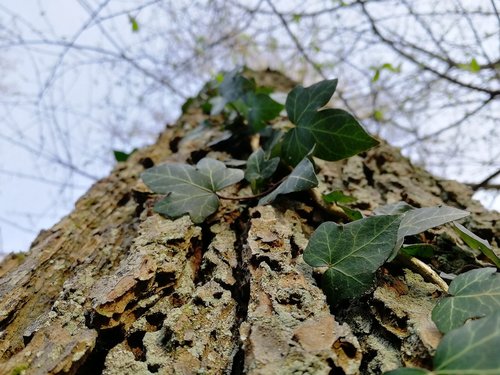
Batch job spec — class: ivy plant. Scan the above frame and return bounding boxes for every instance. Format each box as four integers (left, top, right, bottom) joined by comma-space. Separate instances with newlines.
142, 158, 243, 223
141, 70, 499, 374
282, 79, 378, 165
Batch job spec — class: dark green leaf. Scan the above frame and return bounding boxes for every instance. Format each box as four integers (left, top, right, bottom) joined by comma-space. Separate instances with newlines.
286, 79, 338, 124
219, 71, 255, 102
303, 215, 402, 301
128, 15, 139, 32
113, 149, 136, 162
432, 267, 500, 333
141, 158, 243, 223
258, 158, 318, 205
244, 92, 284, 131
434, 312, 500, 373
181, 97, 195, 113
245, 148, 279, 187
454, 223, 500, 268
387, 312, 500, 374
338, 204, 363, 221
283, 80, 378, 165
322, 190, 357, 204
400, 244, 435, 258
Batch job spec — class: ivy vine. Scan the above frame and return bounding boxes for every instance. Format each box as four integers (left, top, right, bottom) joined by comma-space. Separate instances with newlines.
140, 69, 500, 373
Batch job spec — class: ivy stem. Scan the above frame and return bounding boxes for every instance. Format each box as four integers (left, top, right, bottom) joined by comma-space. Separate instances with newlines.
395, 254, 449, 292
216, 176, 287, 201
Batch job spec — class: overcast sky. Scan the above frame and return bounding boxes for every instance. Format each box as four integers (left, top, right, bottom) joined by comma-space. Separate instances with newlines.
1, 1, 498, 256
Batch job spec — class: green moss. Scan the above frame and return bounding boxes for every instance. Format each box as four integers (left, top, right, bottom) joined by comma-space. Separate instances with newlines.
11, 364, 29, 375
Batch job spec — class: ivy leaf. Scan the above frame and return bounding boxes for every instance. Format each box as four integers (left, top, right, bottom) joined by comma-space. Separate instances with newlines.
387, 205, 470, 261
303, 215, 402, 301
454, 222, 500, 268
244, 92, 284, 131
434, 312, 500, 372
283, 79, 379, 165
113, 149, 137, 162
245, 148, 279, 192
196, 158, 244, 191
398, 206, 469, 238
219, 70, 255, 102
153, 187, 219, 225
258, 158, 318, 205
386, 312, 500, 374
400, 244, 435, 258
432, 267, 500, 333
286, 79, 338, 124
322, 190, 357, 204
141, 158, 243, 223
338, 204, 363, 221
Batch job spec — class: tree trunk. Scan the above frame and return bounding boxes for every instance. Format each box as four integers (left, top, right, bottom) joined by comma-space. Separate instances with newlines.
0, 70, 498, 375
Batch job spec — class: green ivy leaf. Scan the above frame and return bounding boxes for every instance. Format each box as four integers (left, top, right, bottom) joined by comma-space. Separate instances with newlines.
454, 222, 500, 268
141, 158, 244, 223
244, 92, 284, 131
113, 149, 137, 162
338, 204, 363, 221
322, 190, 357, 204
245, 148, 280, 192
196, 158, 244, 191
400, 244, 435, 258
387, 205, 470, 260
398, 206, 469, 238
432, 267, 500, 333
219, 70, 256, 102
303, 215, 402, 301
282, 79, 378, 165
258, 158, 318, 205
435, 312, 500, 372
386, 312, 500, 374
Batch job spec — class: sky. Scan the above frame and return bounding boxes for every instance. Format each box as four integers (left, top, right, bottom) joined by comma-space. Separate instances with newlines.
0, 0, 498, 256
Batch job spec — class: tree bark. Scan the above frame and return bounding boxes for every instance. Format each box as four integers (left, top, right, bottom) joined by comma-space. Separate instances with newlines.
0, 70, 498, 375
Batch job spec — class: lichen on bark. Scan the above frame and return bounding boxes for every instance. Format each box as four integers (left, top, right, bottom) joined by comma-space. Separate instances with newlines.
0, 70, 498, 375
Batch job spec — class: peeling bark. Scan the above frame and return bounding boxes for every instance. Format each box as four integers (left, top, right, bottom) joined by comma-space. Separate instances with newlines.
0, 71, 498, 375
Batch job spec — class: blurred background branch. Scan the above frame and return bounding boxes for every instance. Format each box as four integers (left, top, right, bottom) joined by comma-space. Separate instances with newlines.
0, 0, 498, 253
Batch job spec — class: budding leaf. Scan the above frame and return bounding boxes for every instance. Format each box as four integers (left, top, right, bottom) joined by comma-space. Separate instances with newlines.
128, 15, 139, 32
432, 267, 500, 333
303, 215, 402, 302
282, 79, 379, 165
245, 148, 280, 193
258, 157, 318, 205
141, 158, 243, 223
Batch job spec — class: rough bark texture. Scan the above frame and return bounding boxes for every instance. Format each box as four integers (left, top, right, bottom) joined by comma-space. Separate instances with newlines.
0, 70, 498, 375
